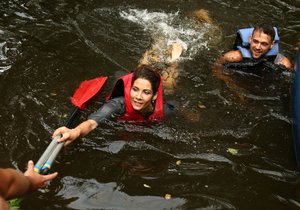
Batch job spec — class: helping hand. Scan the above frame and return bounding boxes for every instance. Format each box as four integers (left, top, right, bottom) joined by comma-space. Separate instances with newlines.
24, 160, 58, 192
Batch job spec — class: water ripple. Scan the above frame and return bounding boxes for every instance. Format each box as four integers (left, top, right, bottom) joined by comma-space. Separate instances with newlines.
58, 176, 186, 210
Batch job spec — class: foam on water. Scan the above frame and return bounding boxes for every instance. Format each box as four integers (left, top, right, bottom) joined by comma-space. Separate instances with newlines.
0, 32, 21, 73
120, 8, 215, 61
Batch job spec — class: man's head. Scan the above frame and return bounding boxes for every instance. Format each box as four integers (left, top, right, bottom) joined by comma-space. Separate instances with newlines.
250, 23, 275, 59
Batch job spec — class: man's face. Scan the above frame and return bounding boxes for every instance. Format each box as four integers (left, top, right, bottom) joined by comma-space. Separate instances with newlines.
249, 30, 274, 59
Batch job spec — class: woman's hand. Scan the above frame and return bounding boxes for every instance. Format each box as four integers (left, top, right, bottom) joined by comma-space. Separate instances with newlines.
52, 126, 80, 146
52, 120, 98, 146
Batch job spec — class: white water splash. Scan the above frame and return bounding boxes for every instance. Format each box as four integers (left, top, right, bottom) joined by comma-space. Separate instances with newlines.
120, 9, 215, 60
0, 42, 12, 73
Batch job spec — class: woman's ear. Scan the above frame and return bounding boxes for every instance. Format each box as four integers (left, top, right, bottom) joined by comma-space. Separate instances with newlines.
152, 93, 158, 101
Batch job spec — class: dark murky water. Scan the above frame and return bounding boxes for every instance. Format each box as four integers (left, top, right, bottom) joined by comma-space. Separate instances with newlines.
1, 0, 300, 209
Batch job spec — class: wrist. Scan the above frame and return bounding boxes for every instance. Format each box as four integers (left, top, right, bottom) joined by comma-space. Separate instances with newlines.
72, 127, 81, 139
23, 175, 35, 193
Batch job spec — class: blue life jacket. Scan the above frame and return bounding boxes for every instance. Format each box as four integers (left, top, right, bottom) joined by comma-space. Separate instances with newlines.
234, 27, 279, 61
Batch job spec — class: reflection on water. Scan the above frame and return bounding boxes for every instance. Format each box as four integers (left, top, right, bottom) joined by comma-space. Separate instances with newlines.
0, 0, 300, 209
57, 177, 186, 210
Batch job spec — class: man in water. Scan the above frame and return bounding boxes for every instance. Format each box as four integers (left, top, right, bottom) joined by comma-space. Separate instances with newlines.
215, 23, 292, 69
0, 160, 57, 210
212, 23, 292, 101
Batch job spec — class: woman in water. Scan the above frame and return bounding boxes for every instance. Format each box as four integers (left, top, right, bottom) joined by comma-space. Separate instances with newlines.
53, 9, 220, 143
53, 65, 174, 146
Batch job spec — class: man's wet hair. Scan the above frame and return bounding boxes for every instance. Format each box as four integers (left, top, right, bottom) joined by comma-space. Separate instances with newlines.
253, 23, 275, 42
132, 65, 161, 95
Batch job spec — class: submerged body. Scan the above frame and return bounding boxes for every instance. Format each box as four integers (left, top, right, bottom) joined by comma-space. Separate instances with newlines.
138, 9, 222, 94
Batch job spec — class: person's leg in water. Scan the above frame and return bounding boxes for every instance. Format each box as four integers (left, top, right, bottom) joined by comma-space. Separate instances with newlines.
138, 9, 221, 94
190, 9, 214, 24
139, 40, 185, 94
189, 9, 222, 46
161, 42, 184, 94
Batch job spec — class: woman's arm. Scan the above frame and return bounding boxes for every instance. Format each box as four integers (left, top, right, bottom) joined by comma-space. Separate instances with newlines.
54, 119, 98, 146
53, 97, 126, 146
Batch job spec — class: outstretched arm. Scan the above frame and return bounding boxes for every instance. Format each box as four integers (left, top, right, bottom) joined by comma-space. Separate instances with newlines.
0, 160, 57, 208
212, 50, 242, 84
53, 119, 98, 146
53, 98, 127, 146
212, 51, 247, 101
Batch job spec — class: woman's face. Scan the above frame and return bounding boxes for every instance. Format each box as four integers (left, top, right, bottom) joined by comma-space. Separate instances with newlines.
130, 78, 157, 111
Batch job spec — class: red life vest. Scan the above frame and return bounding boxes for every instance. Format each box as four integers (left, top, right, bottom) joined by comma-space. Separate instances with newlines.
109, 73, 164, 122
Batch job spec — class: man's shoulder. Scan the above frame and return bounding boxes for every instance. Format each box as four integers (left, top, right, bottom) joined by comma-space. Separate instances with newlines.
275, 53, 292, 70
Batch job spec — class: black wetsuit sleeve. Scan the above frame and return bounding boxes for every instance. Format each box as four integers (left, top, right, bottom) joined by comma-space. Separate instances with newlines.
88, 97, 126, 124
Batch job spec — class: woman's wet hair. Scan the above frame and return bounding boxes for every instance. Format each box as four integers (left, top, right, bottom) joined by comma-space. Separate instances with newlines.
253, 23, 275, 42
132, 65, 161, 95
